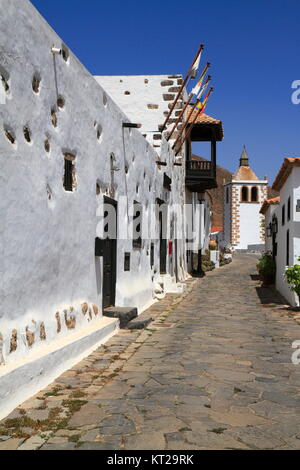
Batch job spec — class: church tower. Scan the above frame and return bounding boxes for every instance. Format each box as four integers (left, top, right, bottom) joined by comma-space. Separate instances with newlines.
223, 146, 268, 250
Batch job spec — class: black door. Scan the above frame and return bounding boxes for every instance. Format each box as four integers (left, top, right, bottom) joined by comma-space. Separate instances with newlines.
102, 197, 117, 308
159, 211, 167, 274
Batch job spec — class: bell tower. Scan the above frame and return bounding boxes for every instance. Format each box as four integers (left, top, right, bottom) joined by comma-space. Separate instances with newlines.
223, 146, 268, 250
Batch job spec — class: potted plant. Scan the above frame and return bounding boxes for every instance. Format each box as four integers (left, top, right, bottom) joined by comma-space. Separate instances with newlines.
285, 257, 300, 308
257, 252, 276, 286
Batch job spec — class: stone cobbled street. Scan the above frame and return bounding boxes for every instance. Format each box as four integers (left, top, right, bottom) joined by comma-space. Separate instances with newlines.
2, 253, 300, 450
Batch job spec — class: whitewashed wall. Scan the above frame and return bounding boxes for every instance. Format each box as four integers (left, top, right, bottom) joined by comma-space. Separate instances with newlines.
223, 183, 232, 246
263, 204, 279, 253
95, 75, 187, 154
275, 168, 300, 306
0, 0, 188, 415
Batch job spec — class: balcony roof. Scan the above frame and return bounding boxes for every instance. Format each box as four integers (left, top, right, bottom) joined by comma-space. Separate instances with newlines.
186, 108, 224, 141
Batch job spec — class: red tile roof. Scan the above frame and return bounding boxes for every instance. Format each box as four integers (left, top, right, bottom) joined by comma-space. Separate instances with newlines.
211, 225, 223, 233
233, 166, 259, 181
186, 108, 224, 140
272, 157, 300, 191
260, 196, 280, 215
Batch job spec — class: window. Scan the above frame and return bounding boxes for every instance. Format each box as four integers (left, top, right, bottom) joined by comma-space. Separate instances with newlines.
286, 229, 290, 266
282, 204, 285, 226
287, 197, 291, 221
241, 186, 248, 202
124, 252, 130, 271
251, 186, 258, 202
63, 153, 76, 192
133, 200, 142, 248
150, 242, 154, 268
226, 187, 229, 204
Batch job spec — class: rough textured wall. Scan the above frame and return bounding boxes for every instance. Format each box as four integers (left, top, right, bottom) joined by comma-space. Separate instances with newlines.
0, 0, 187, 366
94, 75, 187, 153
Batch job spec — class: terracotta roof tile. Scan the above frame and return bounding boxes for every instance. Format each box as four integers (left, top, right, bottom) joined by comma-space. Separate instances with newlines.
211, 226, 223, 233
260, 196, 280, 215
272, 157, 300, 191
186, 108, 224, 140
233, 166, 259, 181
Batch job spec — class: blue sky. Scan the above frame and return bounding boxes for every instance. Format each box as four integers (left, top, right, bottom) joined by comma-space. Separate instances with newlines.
31, 0, 300, 183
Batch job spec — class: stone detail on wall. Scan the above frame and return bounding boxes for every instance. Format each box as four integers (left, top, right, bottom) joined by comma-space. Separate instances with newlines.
160, 80, 173, 86
55, 312, 61, 333
163, 94, 175, 101
9, 329, 17, 353
26, 326, 35, 348
0, 302, 102, 365
231, 186, 240, 246
51, 108, 57, 128
168, 101, 183, 110
168, 86, 180, 93
40, 322, 46, 341
81, 303, 88, 315
64, 310, 76, 330
147, 104, 158, 109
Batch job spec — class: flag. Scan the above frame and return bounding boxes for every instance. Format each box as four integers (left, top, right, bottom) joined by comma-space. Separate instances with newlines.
191, 74, 205, 96
196, 87, 213, 112
190, 49, 203, 78
195, 77, 210, 100
190, 62, 209, 95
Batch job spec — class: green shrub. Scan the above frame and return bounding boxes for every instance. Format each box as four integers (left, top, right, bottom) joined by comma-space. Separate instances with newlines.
285, 257, 300, 301
257, 253, 276, 277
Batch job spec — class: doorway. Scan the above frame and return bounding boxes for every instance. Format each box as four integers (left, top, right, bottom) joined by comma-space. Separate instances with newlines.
102, 196, 117, 308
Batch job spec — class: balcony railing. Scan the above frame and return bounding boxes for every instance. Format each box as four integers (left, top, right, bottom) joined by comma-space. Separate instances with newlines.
185, 159, 216, 191
188, 160, 212, 171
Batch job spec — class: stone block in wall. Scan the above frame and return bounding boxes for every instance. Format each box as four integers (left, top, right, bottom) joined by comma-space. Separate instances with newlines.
163, 94, 175, 101
177, 79, 183, 85
161, 80, 174, 86
171, 131, 180, 139
168, 75, 181, 79
153, 134, 162, 140
168, 101, 183, 110
168, 87, 181, 93
147, 104, 159, 109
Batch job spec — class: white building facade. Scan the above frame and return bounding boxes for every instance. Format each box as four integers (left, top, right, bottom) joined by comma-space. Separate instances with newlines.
0, 0, 223, 417
271, 158, 300, 306
223, 147, 268, 250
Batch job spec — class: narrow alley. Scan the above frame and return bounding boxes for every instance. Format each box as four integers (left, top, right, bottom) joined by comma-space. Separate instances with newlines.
1, 254, 300, 450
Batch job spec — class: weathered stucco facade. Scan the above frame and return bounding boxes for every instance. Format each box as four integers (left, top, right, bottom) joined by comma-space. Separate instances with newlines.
271, 160, 300, 306
0, 0, 192, 417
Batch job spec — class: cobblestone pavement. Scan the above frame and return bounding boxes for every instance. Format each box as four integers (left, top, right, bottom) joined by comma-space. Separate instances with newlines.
2, 253, 300, 450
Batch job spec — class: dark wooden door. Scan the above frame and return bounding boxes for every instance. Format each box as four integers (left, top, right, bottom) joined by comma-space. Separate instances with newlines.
102, 197, 117, 308
159, 211, 167, 274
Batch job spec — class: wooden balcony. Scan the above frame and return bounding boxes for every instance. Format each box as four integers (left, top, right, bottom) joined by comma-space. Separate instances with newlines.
186, 159, 217, 192
185, 139, 217, 192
